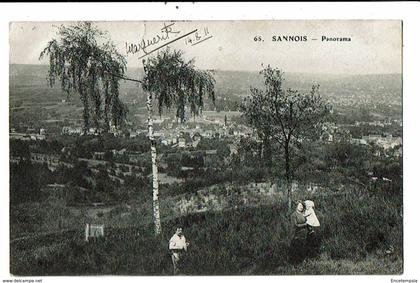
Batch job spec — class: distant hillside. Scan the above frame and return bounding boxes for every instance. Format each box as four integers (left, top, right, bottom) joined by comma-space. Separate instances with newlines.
10, 64, 50, 87
10, 64, 402, 100
9, 64, 142, 89
212, 70, 401, 97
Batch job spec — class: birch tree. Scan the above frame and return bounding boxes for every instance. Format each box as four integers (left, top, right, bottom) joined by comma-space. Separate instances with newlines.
40, 22, 127, 134
142, 48, 215, 235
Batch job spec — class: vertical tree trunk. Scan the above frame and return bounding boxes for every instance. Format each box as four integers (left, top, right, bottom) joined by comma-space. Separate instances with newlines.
80, 88, 90, 135
146, 92, 162, 236
262, 136, 272, 167
285, 143, 292, 211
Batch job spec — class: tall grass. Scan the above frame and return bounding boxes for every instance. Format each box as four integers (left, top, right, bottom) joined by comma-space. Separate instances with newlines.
10, 187, 402, 275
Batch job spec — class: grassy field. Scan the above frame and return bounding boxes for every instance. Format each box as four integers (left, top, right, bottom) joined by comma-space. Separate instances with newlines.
10, 186, 402, 276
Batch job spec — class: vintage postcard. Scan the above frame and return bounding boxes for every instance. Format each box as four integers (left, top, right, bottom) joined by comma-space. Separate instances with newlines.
8, 19, 403, 276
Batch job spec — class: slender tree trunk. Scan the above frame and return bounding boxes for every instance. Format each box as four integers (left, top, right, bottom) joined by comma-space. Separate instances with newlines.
261, 137, 272, 167
146, 92, 162, 236
80, 87, 90, 135
285, 142, 292, 211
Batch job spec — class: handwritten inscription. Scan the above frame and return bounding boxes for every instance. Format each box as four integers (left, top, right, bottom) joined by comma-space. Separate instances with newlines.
125, 23, 181, 56
125, 23, 214, 59
184, 27, 213, 47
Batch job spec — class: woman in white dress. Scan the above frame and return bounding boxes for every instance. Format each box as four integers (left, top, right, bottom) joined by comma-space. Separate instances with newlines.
303, 200, 321, 258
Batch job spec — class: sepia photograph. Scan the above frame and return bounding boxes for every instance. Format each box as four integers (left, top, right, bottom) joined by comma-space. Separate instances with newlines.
2, 2, 417, 279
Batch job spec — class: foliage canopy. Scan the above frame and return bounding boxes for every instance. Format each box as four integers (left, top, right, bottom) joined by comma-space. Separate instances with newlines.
241, 65, 332, 148
142, 48, 216, 122
40, 22, 128, 133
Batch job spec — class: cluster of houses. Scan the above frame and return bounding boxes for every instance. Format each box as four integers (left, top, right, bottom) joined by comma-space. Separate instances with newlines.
350, 134, 402, 158
351, 134, 402, 149
52, 112, 255, 151
61, 122, 128, 137
10, 151, 72, 171
151, 117, 253, 148
10, 128, 47, 141
354, 119, 402, 127
92, 148, 147, 164
61, 126, 84, 135
318, 121, 402, 157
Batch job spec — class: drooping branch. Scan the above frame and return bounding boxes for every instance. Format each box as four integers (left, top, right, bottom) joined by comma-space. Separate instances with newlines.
142, 48, 215, 122
40, 21, 128, 133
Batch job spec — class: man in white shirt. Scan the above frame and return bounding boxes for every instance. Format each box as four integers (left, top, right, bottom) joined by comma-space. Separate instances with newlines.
169, 227, 189, 275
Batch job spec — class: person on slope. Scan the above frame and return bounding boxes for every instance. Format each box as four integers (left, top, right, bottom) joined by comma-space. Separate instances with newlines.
169, 227, 189, 275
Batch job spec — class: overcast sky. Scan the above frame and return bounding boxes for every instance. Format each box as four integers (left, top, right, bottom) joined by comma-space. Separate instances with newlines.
9, 20, 402, 74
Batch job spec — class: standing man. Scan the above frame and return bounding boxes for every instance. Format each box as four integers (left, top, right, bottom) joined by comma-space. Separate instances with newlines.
169, 227, 189, 275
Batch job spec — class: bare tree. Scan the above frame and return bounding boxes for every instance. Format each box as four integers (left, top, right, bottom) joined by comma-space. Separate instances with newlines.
241, 65, 331, 210
142, 48, 215, 235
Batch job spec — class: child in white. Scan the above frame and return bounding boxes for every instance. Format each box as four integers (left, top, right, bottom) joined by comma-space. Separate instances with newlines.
304, 200, 320, 234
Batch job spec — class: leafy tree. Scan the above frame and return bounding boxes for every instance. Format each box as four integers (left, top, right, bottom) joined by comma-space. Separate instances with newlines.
241, 65, 331, 210
141, 48, 215, 235
40, 22, 128, 133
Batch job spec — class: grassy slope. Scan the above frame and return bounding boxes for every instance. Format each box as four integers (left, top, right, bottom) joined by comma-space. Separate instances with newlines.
10, 188, 403, 276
